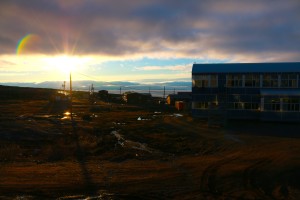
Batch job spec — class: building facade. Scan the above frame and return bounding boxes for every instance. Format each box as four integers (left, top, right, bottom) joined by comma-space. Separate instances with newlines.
192, 63, 300, 122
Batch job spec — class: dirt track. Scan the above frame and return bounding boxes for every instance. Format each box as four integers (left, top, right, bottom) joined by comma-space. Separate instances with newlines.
0, 99, 299, 199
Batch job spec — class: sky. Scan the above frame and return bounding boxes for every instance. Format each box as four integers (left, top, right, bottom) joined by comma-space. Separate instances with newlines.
0, 0, 300, 83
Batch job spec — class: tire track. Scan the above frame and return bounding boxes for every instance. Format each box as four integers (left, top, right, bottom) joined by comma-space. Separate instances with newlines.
243, 158, 273, 199
200, 156, 238, 196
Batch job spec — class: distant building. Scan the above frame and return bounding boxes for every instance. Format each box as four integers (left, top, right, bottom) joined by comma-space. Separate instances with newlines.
166, 92, 192, 111
123, 92, 152, 104
166, 92, 192, 105
192, 62, 300, 122
98, 90, 109, 101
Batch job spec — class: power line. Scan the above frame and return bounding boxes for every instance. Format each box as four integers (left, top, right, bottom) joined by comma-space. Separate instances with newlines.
73, 71, 101, 81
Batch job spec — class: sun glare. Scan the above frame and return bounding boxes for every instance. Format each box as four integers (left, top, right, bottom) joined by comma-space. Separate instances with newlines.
47, 55, 78, 74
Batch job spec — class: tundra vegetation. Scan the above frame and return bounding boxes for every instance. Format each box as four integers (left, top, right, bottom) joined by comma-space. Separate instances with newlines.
0, 86, 299, 199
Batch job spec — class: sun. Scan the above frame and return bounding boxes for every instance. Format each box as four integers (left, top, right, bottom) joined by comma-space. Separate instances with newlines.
47, 55, 78, 74
41, 54, 93, 81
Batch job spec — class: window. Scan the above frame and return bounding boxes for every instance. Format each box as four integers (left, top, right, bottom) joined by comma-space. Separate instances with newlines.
271, 102, 280, 111
263, 74, 278, 87
226, 74, 243, 87
264, 98, 280, 111
245, 74, 260, 87
281, 74, 298, 88
244, 102, 259, 110
282, 98, 300, 111
210, 75, 218, 87
233, 102, 244, 109
192, 102, 208, 109
192, 75, 209, 88
228, 102, 259, 110
192, 74, 218, 88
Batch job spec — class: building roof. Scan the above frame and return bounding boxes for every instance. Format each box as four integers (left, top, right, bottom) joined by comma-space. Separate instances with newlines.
192, 62, 300, 73
125, 92, 152, 97
260, 89, 300, 96
167, 93, 192, 100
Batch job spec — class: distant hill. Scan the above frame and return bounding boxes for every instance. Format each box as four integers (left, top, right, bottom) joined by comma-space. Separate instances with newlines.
0, 80, 192, 92
0, 85, 91, 100
0, 85, 57, 100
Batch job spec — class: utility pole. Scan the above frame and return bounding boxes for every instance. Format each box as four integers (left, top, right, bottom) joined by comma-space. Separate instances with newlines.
62, 81, 66, 94
91, 84, 94, 95
70, 72, 73, 119
89, 83, 95, 104
163, 86, 165, 99
120, 86, 121, 95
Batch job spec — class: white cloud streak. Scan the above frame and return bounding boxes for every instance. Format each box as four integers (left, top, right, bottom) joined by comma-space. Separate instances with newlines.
135, 65, 192, 72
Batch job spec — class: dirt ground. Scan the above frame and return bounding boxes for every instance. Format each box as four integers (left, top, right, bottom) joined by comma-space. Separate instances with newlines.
0, 97, 300, 199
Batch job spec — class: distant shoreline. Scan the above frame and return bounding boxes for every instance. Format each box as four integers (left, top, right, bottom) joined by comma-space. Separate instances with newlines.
0, 84, 191, 98
107, 89, 191, 98
1, 81, 192, 98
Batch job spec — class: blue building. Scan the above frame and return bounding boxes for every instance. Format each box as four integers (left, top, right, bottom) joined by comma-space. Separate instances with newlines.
192, 62, 300, 122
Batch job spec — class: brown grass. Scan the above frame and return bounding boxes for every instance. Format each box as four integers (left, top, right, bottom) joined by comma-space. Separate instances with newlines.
0, 97, 299, 199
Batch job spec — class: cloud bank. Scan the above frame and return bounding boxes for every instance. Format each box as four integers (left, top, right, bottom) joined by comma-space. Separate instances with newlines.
0, 0, 299, 61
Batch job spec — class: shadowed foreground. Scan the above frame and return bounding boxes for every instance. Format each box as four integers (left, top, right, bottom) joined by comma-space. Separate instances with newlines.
0, 96, 299, 199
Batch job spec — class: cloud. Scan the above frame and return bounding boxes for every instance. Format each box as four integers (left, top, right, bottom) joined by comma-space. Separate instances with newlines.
0, 0, 299, 61
135, 65, 191, 72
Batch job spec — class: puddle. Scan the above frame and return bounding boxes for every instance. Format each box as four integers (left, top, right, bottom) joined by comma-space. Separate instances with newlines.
111, 130, 158, 153
173, 113, 183, 117
137, 116, 151, 121
4, 190, 116, 200
92, 114, 98, 118
81, 113, 99, 121
6, 195, 35, 200
151, 112, 184, 118
112, 122, 127, 125
224, 133, 243, 143
34, 114, 57, 118
111, 131, 124, 141
17, 112, 80, 123
18, 114, 61, 121
57, 194, 116, 200
61, 115, 70, 120
61, 112, 79, 120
